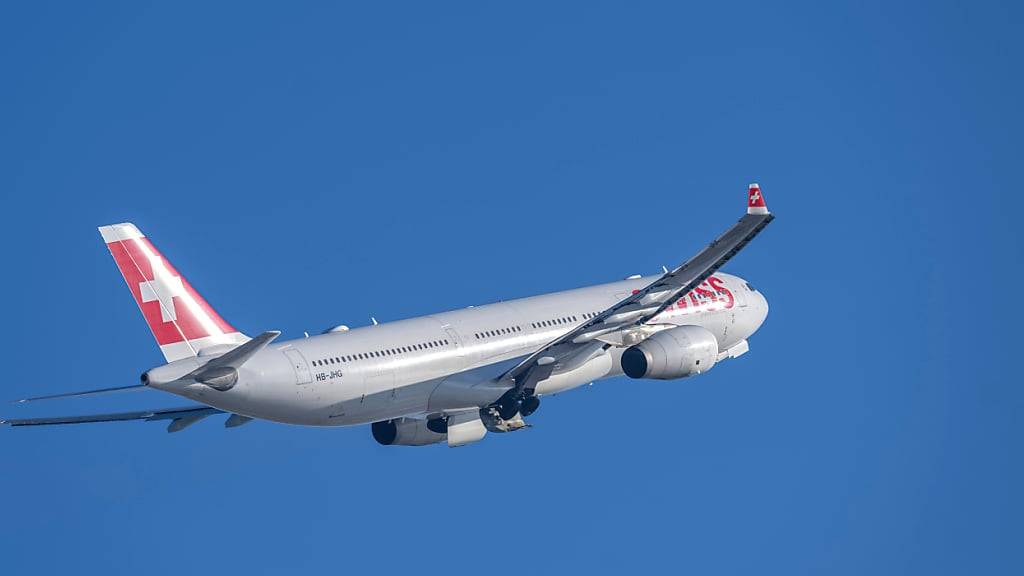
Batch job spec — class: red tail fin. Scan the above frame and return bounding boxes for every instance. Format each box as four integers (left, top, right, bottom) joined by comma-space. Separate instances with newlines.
98, 223, 247, 362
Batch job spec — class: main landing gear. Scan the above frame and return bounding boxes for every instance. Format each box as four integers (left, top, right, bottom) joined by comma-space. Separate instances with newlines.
483, 392, 540, 433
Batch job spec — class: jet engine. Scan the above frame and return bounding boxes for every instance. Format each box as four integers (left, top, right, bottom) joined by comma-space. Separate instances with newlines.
620, 325, 719, 380
371, 412, 488, 447
371, 418, 446, 446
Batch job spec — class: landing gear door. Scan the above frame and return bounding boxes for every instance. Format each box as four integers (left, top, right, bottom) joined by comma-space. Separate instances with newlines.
284, 349, 312, 385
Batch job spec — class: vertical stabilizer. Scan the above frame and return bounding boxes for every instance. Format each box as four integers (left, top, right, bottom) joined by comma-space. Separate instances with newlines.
98, 223, 247, 362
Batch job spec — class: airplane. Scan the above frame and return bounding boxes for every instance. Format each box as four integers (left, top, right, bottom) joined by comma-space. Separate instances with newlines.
2, 184, 774, 447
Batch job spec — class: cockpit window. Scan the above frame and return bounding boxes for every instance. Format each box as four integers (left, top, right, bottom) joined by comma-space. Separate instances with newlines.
745, 282, 757, 292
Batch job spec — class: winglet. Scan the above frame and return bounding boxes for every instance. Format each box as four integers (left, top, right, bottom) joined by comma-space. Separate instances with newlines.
747, 183, 769, 215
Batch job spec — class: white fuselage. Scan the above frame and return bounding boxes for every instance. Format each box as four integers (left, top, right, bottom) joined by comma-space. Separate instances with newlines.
149, 272, 768, 426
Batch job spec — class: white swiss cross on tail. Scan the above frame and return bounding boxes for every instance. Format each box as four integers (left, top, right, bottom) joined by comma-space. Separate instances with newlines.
747, 183, 769, 215
139, 256, 186, 322
98, 223, 248, 363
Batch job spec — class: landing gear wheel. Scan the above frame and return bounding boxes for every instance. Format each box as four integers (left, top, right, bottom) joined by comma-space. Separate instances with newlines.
520, 395, 540, 417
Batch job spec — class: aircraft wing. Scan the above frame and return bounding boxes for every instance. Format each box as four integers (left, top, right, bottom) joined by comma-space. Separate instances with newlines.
502, 184, 774, 397
1, 405, 225, 433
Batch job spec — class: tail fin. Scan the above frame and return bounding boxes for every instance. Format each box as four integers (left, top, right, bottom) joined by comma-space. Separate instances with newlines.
98, 223, 247, 362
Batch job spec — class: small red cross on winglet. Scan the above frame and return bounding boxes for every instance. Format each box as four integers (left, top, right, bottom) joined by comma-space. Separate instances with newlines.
747, 183, 769, 215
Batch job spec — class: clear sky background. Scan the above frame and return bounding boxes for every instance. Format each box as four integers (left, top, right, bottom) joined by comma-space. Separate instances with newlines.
1, 1, 1021, 574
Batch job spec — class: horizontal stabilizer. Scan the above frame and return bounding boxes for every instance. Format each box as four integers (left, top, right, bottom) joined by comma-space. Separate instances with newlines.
188, 330, 281, 391
16, 384, 148, 404
2, 406, 223, 428
191, 331, 280, 376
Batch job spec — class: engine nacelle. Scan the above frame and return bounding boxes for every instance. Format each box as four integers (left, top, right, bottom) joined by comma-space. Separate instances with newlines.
371, 418, 446, 446
621, 325, 719, 380
372, 413, 488, 447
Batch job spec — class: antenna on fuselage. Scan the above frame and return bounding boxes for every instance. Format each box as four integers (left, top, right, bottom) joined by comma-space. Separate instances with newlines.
662, 265, 669, 273
371, 317, 379, 326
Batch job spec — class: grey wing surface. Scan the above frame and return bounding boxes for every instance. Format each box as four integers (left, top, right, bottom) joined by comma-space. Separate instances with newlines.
16, 384, 149, 403
503, 190, 774, 396
2, 406, 225, 433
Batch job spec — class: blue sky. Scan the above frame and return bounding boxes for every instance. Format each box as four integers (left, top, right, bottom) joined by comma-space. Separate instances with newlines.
1, 1, 1021, 573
